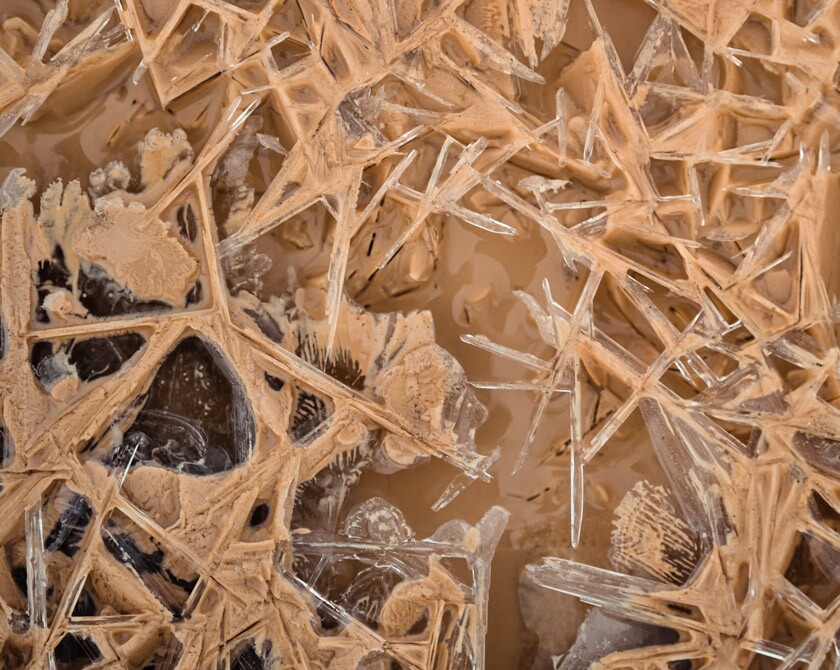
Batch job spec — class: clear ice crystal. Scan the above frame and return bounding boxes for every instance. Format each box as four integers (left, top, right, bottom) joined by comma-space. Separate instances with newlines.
1, 0, 840, 666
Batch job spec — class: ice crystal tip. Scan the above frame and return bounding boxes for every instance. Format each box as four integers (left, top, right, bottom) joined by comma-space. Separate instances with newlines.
1, 0, 840, 667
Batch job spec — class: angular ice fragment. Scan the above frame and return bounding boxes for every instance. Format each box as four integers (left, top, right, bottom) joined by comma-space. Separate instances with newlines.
791, 432, 840, 477
101, 509, 200, 618
31, 333, 145, 390
556, 609, 680, 670
284, 502, 507, 668
53, 632, 101, 670
120, 336, 255, 474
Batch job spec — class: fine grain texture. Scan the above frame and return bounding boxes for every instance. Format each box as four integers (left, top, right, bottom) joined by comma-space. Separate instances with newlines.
1, 0, 840, 668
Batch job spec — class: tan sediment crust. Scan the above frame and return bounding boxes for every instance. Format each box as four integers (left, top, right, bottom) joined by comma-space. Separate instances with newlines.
1, 0, 840, 668
0, 117, 502, 667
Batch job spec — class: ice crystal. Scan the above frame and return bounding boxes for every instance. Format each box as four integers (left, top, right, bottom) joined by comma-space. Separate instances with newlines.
0, 0, 840, 667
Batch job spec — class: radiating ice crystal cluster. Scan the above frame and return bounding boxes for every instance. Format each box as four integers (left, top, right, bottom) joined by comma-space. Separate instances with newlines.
1, 0, 840, 668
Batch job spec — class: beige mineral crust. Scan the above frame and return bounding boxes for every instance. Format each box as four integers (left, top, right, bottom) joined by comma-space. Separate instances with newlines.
73, 198, 199, 306
0, 118, 500, 668
1, 0, 840, 668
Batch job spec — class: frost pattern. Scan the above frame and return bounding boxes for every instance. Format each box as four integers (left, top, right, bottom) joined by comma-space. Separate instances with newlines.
0, 0, 839, 667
